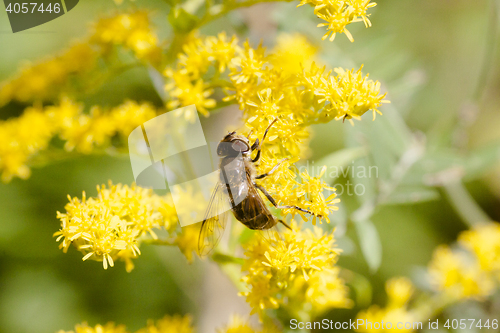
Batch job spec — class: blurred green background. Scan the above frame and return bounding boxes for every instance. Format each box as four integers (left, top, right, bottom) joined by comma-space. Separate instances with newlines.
1, 0, 500, 332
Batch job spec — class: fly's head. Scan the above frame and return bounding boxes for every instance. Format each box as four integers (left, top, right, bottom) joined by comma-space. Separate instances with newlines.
217, 131, 251, 157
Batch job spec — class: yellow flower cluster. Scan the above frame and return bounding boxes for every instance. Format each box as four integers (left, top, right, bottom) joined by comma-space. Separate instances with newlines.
0, 98, 157, 182
0, 105, 54, 182
257, 157, 340, 223
164, 32, 239, 115
165, 33, 387, 222
356, 278, 416, 333
54, 182, 179, 272
90, 11, 161, 64
59, 314, 280, 333
50, 98, 157, 153
216, 315, 279, 333
459, 223, 500, 275
427, 223, 500, 301
240, 223, 352, 320
0, 43, 97, 107
58, 315, 194, 333
0, 11, 160, 107
57, 322, 128, 333
136, 315, 194, 333
297, 0, 377, 42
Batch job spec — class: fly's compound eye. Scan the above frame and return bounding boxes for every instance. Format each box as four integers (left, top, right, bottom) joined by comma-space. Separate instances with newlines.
232, 140, 249, 153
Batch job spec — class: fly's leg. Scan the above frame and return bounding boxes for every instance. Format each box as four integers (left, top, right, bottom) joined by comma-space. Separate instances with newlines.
278, 219, 292, 230
255, 158, 288, 179
253, 182, 322, 218
251, 118, 279, 163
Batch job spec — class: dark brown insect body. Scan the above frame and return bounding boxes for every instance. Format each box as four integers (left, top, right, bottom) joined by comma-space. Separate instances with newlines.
198, 119, 318, 255
218, 132, 279, 231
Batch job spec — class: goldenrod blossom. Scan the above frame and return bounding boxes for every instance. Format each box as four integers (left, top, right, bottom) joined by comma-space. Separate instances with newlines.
297, 0, 377, 42
136, 315, 194, 333
428, 245, 495, 301
0, 43, 97, 106
270, 33, 319, 75
241, 223, 351, 319
90, 11, 161, 64
0, 105, 54, 182
57, 322, 128, 333
54, 182, 178, 271
0, 98, 158, 182
355, 278, 416, 333
58, 315, 194, 333
459, 222, 500, 277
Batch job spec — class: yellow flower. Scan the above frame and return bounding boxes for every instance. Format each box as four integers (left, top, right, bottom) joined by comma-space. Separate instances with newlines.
206, 32, 241, 73
428, 245, 495, 301
0, 43, 97, 106
0, 105, 55, 182
47, 98, 157, 154
57, 322, 128, 333
175, 225, 199, 263
386, 277, 414, 308
230, 41, 267, 84
54, 182, 178, 271
297, 0, 377, 42
217, 315, 257, 333
241, 222, 351, 319
459, 222, 500, 275
166, 76, 216, 116
355, 278, 416, 333
110, 100, 157, 137
355, 307, 417, 333
270, 33, 318, 75
91, 11, 160, 60
302, 63, 389, 122
59, 315, 194, 333
136, 315, 194, 333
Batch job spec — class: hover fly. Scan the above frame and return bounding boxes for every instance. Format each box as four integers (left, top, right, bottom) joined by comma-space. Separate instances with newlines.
198, 119, 320, 255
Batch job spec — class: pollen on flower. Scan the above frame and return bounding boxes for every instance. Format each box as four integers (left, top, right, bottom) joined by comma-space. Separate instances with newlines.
240, 222, 351, 319
54, 182, 178, 271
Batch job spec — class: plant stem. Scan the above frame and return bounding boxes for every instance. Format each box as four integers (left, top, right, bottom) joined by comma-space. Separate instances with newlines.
442, 181, 490, 228
472, 0, 499, 102
195, 0, 291, 28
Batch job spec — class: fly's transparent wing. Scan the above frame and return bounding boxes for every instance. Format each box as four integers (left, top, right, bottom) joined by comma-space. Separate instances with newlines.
198, 182, 230, 256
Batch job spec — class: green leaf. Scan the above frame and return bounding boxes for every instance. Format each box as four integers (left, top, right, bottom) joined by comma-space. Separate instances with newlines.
463, 140, 500, 180
354, 219, 382, 273
168, 7, 199, 34
315, 147, 367, 184
382, 186, 440, 205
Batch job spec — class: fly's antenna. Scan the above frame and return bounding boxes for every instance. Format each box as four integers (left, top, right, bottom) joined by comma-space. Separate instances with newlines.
246, 130, 254, 139
262, 118, 279, 142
